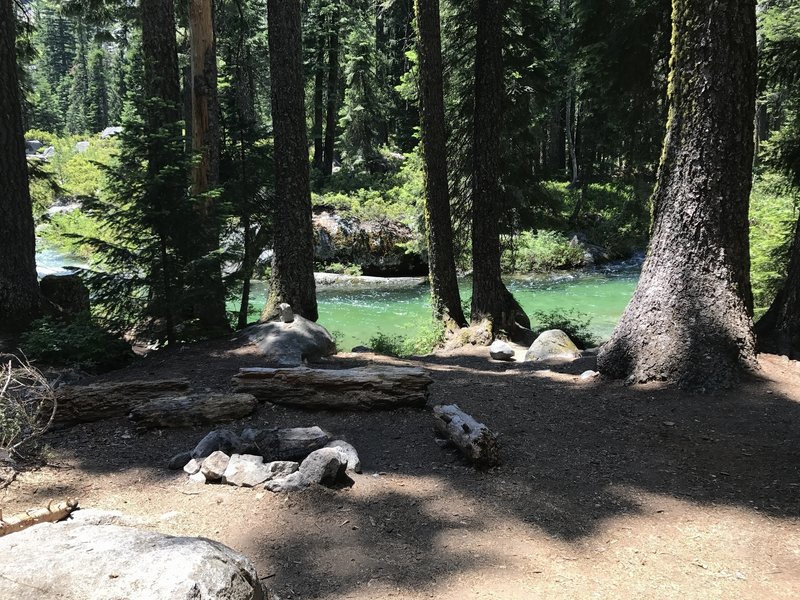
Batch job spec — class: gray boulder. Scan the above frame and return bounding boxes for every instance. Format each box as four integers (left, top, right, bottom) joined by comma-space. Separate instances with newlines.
525, 329, 581, 362
240, 316, 336, 366
183, 458, 203, 475
222, 454, 270, 487
265, 460, 299, 478
325, 440, 361, 473
248, 426, 330, 462
0, 522, 266, 600
200, 450, 230, 481
192, 429, 244, 459
489, 339, 515, 361
265, 447, 348, 492
74, 140, 90, 153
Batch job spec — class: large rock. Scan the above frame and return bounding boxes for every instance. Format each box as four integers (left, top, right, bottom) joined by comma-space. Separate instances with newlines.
222, 454, 269, 487
489, 339, 514, 361
525, 329, 581, 362
247, 426, 331, 462
325, 440, 361, 473
240, 316, 336, 366
40, 274, 90, 319
200, 450, 230, 481
313, 211, 427, 277
265, 447, 348, 492
0, 522, 266, 600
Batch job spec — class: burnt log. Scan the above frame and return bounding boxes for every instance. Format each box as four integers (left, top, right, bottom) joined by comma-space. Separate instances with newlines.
129, 393, 257, 428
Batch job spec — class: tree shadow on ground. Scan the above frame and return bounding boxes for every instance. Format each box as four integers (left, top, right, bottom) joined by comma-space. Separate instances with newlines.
17, 346, 800, 598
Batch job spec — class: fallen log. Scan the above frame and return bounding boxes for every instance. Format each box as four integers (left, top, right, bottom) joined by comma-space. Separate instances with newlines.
54, 379, 191, 425
0, 498, 79, 537
432, 404, 499, 467
129, 393, 258, 428
232, 366, 431, 410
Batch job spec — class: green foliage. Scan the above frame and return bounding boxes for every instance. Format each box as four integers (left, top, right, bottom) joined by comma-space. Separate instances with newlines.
21, 315, 134, 372
749, 173, 799, 317
39, 209, 109, 260
530, 309, 598, 349
368, 319, 445, 357
502, 230, 585, 273
321, 262, 363, 276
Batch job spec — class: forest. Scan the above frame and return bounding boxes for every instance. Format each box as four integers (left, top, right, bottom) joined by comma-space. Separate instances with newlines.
3, 2, 800, 598
1, 0, 800, 385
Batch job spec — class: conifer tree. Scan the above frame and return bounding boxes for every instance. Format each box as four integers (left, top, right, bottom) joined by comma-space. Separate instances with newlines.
87, 45, 110, 132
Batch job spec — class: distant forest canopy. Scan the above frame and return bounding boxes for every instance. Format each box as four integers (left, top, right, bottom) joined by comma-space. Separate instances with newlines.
5, 0, 800, 377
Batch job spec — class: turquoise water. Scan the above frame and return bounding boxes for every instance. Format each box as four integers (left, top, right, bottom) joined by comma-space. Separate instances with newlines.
250, 269, 639, 351
36, 242, 639, 350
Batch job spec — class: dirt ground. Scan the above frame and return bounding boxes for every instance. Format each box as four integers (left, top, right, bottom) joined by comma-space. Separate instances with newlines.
3, 339, 800, 600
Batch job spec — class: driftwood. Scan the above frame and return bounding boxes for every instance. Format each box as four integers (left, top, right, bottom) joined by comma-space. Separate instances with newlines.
232, 366, 431, 410
432, 404, 499, 467
54, 379, 191, 425
0, 498, 79, 537
129, 393, 258, 428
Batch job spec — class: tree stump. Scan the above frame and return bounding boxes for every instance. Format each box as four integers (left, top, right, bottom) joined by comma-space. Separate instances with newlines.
432, 404, 499, 467
232, 366, 431, 410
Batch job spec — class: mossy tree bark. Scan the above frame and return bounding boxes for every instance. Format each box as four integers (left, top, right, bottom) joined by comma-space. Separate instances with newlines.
189, 0, 228, 331
470, 0, 529, 336
0, 0, 40, 332
597, 0, 758, 390
262, 0, 318, 322
414, 0, 467, 327
755, 216, 800, 358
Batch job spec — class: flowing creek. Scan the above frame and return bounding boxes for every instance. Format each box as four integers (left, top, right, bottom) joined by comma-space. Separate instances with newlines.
36, 242, 639, 351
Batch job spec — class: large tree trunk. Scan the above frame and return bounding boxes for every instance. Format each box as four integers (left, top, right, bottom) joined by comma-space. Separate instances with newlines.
322, 6, 340, 177
262, 0, 318, 322
140, 0, 183, 344
755, 216, 800, 358
188, 0, 228, 331
414, 0, 467, 327
0, 0, 40, 332
469, 0, 529, 336
597, 0, 758, 390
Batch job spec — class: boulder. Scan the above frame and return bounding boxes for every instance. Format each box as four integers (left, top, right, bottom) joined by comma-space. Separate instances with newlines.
240, 316, 336, 366
247, 426, 331, 462
74, 140, 90, 153
489, 340, 515, 361
222, 454, 270, 487
313, 211, 427, 277
264, 460, 299, 479
325, 440, 361, 473
265, 447, 348, 492
0, 522, 266, 600
199, 450, 230, 481
40, 274, 90, 319
183, 458, 203, 475
525, 329, 581, 362
192, 429, 245, 459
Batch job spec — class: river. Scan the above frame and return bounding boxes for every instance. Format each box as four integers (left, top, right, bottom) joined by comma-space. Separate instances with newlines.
36, 243, 639, 350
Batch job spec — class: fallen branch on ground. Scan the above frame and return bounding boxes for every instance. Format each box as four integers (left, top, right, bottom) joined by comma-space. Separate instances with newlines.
0, 498, 79, 537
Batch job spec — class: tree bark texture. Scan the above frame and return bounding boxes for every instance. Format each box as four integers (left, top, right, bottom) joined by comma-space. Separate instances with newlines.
755, 216, 800, 358
322, 6, 340, 177
0, 0, 40, 332
262, 0, 318, 321
233, 366, 432, 410
597, 0, 758, 390
414, 0, 467, 327
188, 0, 228, 330
311, 36, 326, 170
470, 0, 529, 336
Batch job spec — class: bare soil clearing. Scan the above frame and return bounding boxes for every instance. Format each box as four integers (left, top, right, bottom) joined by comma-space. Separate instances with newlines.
3, 339, 800, 599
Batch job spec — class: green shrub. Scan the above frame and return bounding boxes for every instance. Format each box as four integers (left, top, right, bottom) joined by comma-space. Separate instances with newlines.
530, 309, 598, 349
749, 172, 798, 317
39, 209, 109, 261
503, 230, 585, 273
21, 315, 134, 372
368, 332, 406, 356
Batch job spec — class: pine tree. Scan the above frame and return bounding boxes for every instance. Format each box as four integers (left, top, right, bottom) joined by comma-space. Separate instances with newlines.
414, 0, 466, 327
65, 21, 90, 134
262, 0, 318, 321
597, 0, 759, 389
87, 45, 110, 132
0, 0, 40, 332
